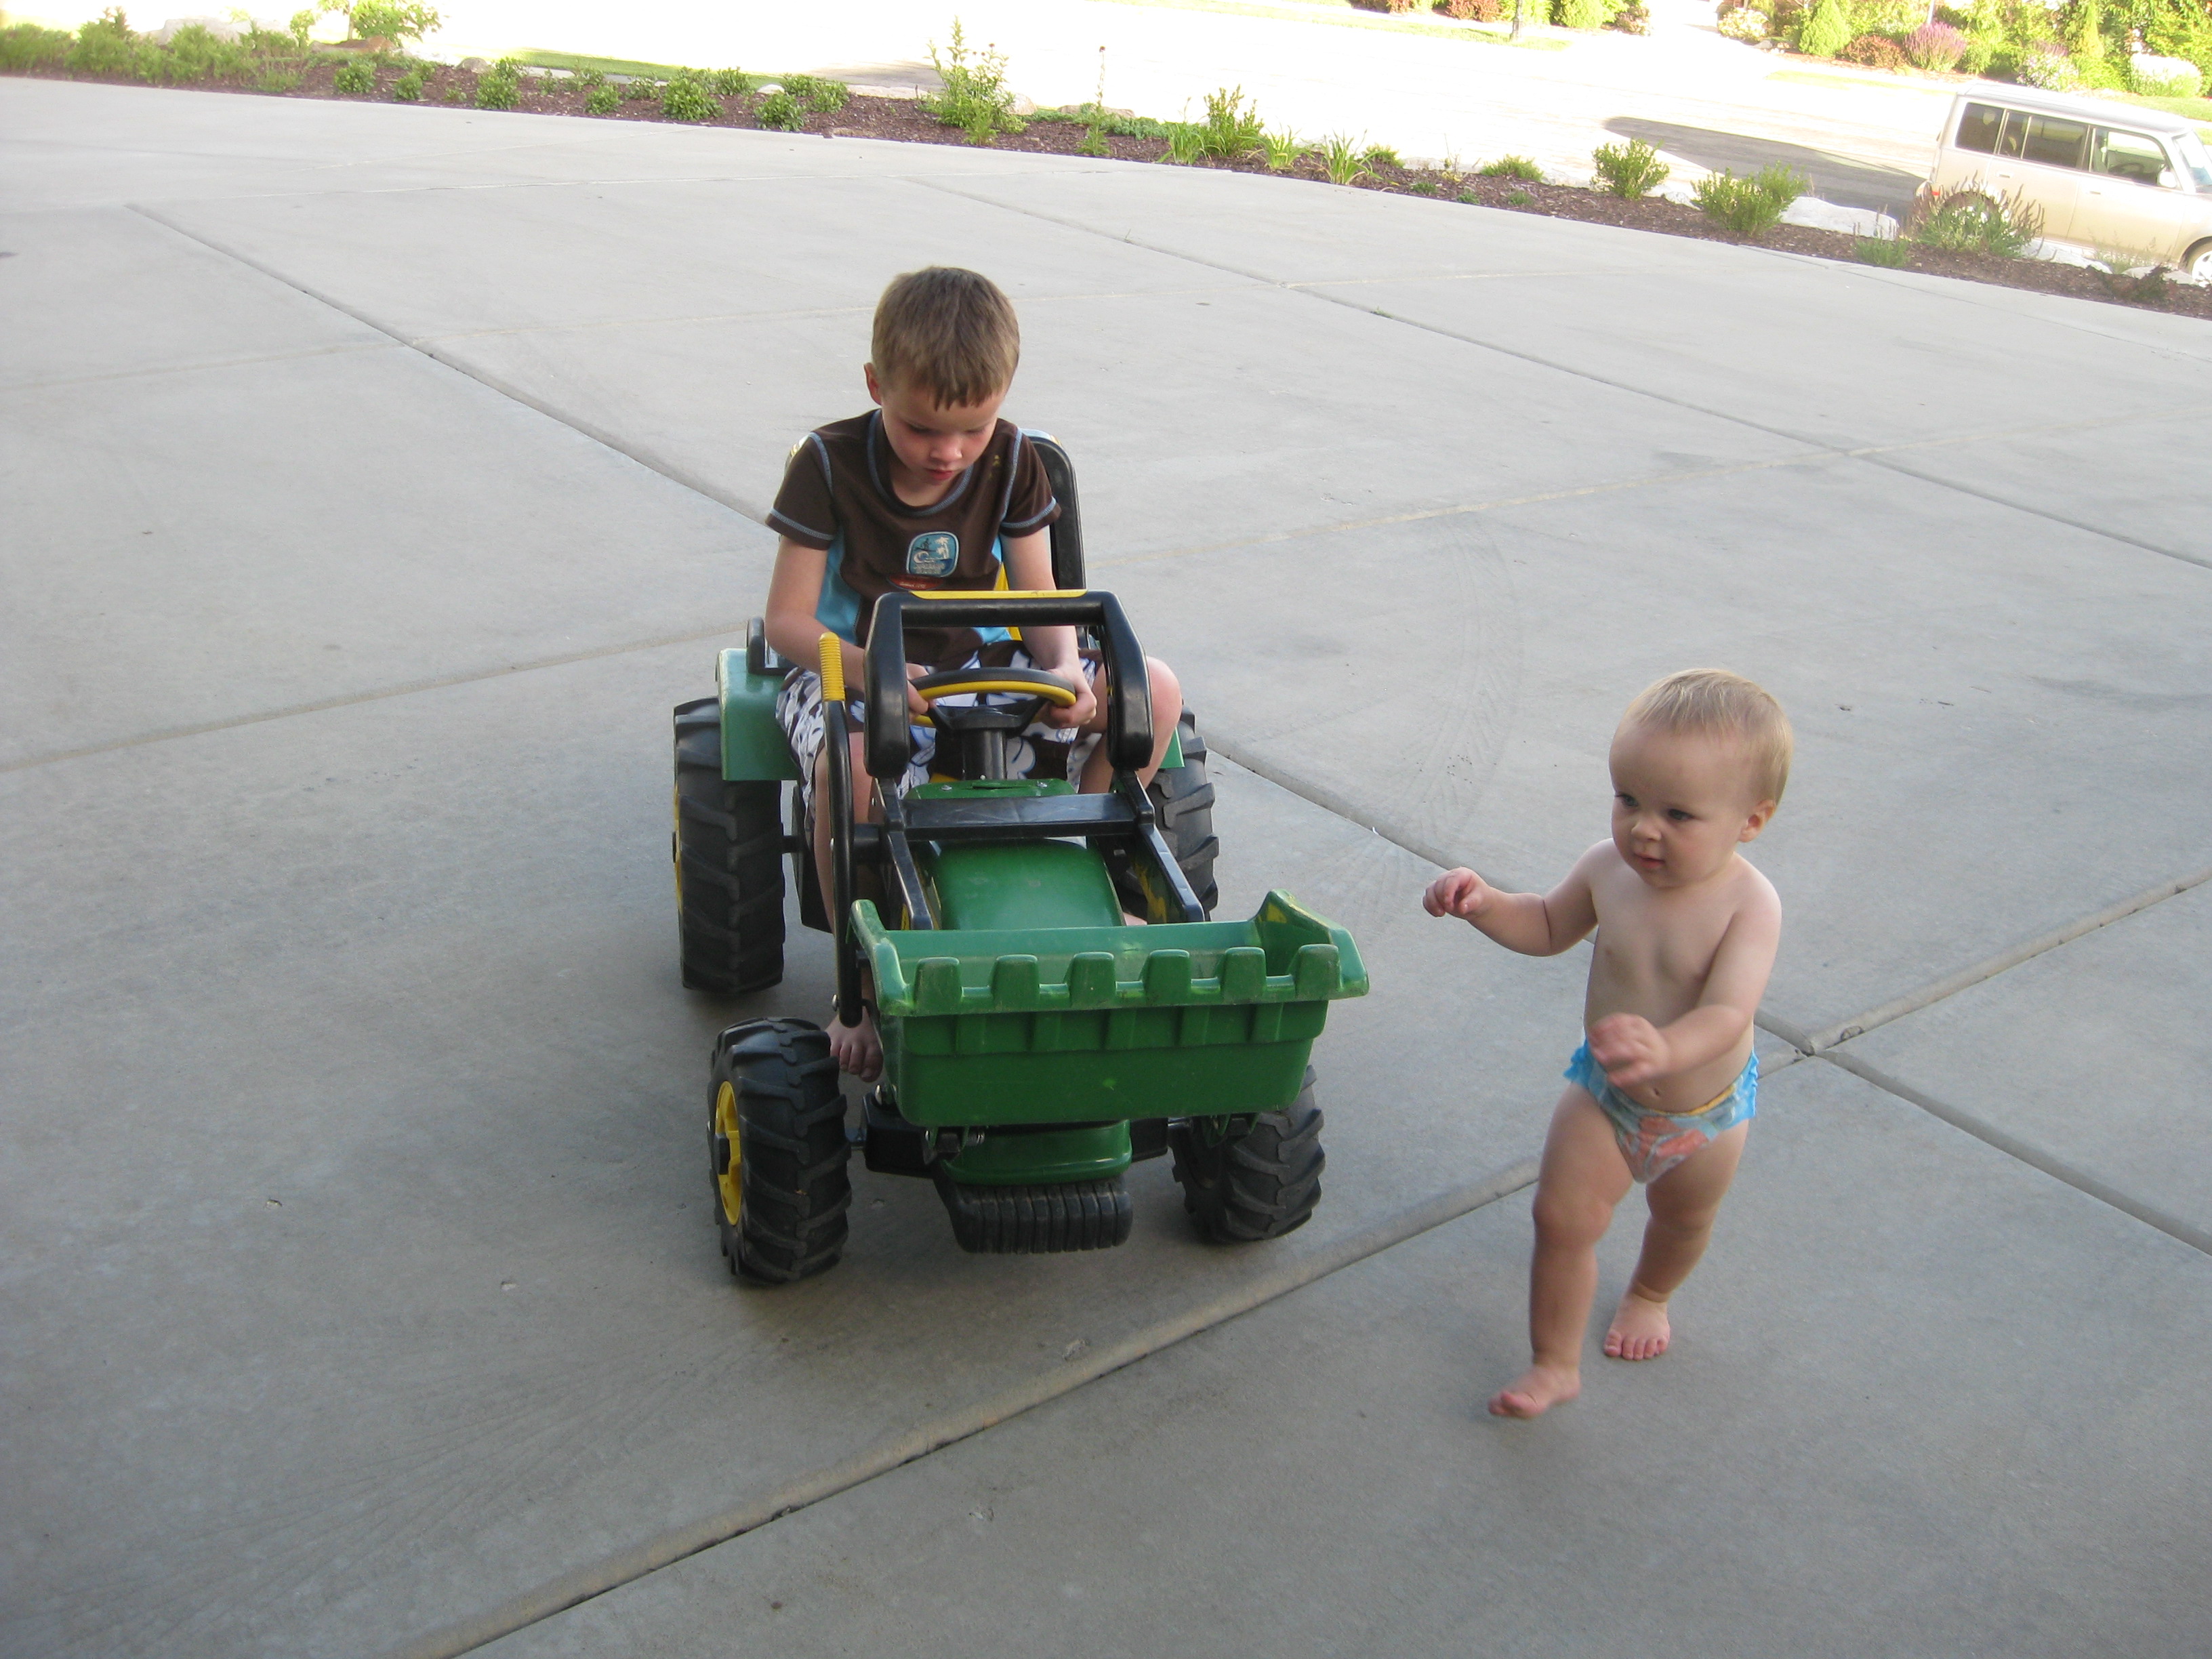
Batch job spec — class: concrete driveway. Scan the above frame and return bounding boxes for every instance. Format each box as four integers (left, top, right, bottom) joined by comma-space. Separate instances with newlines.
3, 76, 2209, 1659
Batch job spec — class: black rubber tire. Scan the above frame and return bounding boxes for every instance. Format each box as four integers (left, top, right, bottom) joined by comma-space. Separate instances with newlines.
709, 1019, 851, 1284
1169, 1070, 1324, 1243
1148, 708, 1220, 917
674, 697, 785, 993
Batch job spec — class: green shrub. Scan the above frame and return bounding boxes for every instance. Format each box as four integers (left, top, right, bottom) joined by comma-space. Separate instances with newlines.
1845, 0, 1919, 35
1854, 231, 1912, 264
1506, 187, 1534, 204
1457, 188, 1480, 203
2127, 52, 2203, 96
1078, 123, 1111, 155
1364, 142, 1402, 167
1408, 178, 1439, 194
0, 22, 73, 70
572, 66, 605, 89
259, 67, 302, 90
473, 57, 519, 108
152, 20, 249, 81
348, 1, 439, 45
392, 64, 426, 99
620, 73, 659, 100
1319, 132, 1369, 185
921, 18, 1024, 142
781, 71, 848, 110
1592, 136, 1668, 197
1839, 32, 1909, 66
1797, 0, 1851, 54
332, 56, 374, 92
702, 66, 754, 96
585, 82, 617, 113
1691, 163, 1806, 234
1479, 154, 1544, 180
1163, 122, 1206, 164
1909, 181, 2042, 256
1559, 0, 1606, 26
756, 88, 806, 130
660, 75, 719, 121
1197, 85, 1265, 163
69, 9, 149, 77
1263, 128, 1302, 170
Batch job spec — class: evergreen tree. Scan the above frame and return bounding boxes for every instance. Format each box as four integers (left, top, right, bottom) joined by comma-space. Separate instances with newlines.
1798, 0, 1853, 55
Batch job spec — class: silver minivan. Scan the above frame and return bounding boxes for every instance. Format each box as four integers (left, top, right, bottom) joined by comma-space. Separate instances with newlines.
1925, 87, 2212, 276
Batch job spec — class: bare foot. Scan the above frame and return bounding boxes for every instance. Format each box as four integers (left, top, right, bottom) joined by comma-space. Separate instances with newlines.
1603, 1290, 1671, 1361
827, 1007, 882, 1082
1488, 1364, 1580, 1419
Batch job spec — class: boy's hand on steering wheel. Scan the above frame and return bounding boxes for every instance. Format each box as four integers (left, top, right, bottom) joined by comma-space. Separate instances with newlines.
1043, 672, 1097, 731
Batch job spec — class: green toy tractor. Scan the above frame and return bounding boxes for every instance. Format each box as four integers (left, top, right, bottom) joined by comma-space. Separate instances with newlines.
673, 436, 1368, 1282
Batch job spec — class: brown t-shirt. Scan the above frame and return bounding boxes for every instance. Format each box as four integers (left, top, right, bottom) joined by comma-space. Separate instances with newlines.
767, 413, 1059, 670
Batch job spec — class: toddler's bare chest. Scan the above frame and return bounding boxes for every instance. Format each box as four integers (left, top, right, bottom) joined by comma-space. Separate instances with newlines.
1591, 897, 1727, 992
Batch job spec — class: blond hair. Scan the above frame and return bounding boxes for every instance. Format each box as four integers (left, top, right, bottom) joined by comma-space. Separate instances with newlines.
1622, 669, 1793, 805
870, 267, 1021, 407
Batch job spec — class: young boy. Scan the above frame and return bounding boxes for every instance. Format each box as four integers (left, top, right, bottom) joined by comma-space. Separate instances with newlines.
763, 266, 1183, 1081
1423, 669, 1789, 1420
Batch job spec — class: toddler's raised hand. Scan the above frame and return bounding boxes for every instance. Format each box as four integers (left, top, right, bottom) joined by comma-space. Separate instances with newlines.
1588, 1012, 1668, 1088
1423, 867, 1492, 921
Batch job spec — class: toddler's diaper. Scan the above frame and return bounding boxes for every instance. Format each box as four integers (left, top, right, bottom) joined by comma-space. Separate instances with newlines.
1565, 1042, 1757, 1184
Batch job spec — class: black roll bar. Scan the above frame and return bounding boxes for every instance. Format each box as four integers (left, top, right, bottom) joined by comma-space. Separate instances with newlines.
862, 590, 1153, 781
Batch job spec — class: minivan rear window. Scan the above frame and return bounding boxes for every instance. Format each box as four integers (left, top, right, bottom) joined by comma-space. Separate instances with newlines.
1956, 104, 2004, 154
2020, 114, 2089, 170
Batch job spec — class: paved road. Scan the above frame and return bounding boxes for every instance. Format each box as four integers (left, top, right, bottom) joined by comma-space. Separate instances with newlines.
4, 76, 2211, 1659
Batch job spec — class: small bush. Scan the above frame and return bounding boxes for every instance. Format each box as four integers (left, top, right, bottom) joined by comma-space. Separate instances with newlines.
620, 74, 659, 100
1558, 0, 1607, 26
1592, 136, 1669, 197
1846, 0, 1922, 35
1797, 0, 1851, 56
921, 19, 1024, 142
332, 56, 374, 92
1479, 154, 1545, 180
1409, 178, 1439, 194
780, 72, 847, 110
70, 9, 149, 77
1909, 181, 2042, 256
585, 82, 617, 114
1263, 128, 1301, 170
1365, 142, 1403, 167
756, 89, 806, 130
392, 64, 425, 99
660, 75, 719, 121
1197, 85, 1265, 163
1691, 163, 1805, 234
1319, 132, 1369, 185
1842, 32, 1910, 66
1457, 188, 1480, 203
1718, 7, 1770, 39
1506, 187, 1534, 204
2016, 46, 2081, 88
1077, 123, 1111, 155
349, 1, 439, 44
1163, 123, 1206, 164
2128, 52, 2203, 96
1439, 0, 1506, 17
473, 58, 519, 108
0, 23, 73, 70
572, 66, 605, 89
1855, 231, 1912, 264
1901, 20, 1966, 68
1611, 5, 1652, 32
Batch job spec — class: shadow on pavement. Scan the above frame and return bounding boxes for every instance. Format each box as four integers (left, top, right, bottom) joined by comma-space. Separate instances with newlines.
1603, 117, 1925, 213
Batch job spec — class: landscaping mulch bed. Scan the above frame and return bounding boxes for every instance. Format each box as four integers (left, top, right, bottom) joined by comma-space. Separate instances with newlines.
9, 56, 2210, 321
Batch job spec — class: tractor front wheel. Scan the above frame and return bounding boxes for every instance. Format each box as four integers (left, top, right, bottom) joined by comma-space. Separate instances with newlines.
1170, 1070, 1324, 1243
1149, 708, 1219, 916
710, 1019, 851, 1284
674, 697, 785, 993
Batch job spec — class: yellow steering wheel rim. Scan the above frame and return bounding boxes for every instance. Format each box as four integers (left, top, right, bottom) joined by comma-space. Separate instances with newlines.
914, 672, 1079, 710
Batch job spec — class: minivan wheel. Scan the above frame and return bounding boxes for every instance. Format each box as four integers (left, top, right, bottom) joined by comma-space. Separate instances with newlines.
2186, 239, 2212, 283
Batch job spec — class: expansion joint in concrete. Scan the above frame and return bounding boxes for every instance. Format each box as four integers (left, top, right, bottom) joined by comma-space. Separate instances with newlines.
385, 1155, 1541, 1659
1814, 1048, 2212, 1258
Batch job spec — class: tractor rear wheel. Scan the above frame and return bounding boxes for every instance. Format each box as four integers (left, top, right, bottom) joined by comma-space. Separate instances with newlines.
1148, 708, 1219, 916
710, 1019, 850, 1284
674, 697, 785, 993
1170, 1070, 1324, 1243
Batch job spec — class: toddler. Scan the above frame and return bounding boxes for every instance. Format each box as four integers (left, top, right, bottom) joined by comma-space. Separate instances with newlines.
1424, 669, 1789, 1418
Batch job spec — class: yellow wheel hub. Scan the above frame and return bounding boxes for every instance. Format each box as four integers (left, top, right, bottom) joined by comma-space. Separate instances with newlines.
712, 1080, 743, 1225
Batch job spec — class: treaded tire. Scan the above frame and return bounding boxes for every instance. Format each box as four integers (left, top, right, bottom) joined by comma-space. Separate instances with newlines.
1170, 1070, 1324, 1243
1147, 708, 1219, 917
710, 1019, 850, 1284
674, 697, 785, 993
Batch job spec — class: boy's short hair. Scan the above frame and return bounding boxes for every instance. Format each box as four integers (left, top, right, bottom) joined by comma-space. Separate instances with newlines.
1622, 669, 1793, 805
871, 267, 1020, 408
